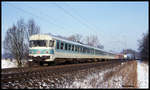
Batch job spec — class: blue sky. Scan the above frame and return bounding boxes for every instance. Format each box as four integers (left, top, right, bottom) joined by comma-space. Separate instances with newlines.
2, 1, 148, 53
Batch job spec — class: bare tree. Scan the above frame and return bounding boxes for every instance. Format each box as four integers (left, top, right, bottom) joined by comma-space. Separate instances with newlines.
3, 19, 40, 67
67, 34, 82, 43
84, 35, 104, 49
138, 32, 149, 61
97, 44, 104, 49
3, 19, 26, 67
26, 19, 40, 42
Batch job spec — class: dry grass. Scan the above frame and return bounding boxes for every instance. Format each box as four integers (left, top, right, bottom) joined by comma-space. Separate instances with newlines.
118, 61, 137, 88
142, 60, 149, 65
100, 61, 138, 88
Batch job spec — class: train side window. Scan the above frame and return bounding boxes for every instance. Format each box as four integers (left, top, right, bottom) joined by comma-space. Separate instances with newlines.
75, 45, 77, 52
70, 44, 72, 51
85, 48, 87, 53
80, 47, 82, 53
78, 46, 80, 52
79, 47, 81, 53
65, 43, 68, 50
79, 46, 81, 53
83, 48, 85, 53
88, 48, 89, 53
68, 44, 71, 50
83, 47, 84, 53
61, 42, 64, 50
84, 48, 86, 53
72, 45, 74, 51
82, 47, 84, 53
57, 41, 60, 49
77, 46, 78, 52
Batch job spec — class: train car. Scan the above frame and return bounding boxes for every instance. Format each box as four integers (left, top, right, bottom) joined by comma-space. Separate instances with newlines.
29, 34, 117, 65
115, 54, 126, 59
124, 53, 135, 59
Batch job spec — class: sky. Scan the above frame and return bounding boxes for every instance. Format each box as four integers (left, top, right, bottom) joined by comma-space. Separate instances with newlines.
1, 1, 149, 53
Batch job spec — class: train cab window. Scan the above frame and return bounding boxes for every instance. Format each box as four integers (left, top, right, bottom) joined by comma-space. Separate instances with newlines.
65, 43, 68, 50
61, 42, 64, 50
29, 41, 34, 47
49, 40, 54, 47
29, 40, 47, 47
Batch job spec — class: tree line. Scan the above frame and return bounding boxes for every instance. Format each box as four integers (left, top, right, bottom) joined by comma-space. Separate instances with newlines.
138, 31, 149, 61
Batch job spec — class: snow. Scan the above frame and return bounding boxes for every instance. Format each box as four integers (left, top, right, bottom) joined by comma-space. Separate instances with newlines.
1, 59, 18, 69
68, 66, 122, 88
67, 61, 149, 88
1, 59, 27, 69
137, 60, 149, 88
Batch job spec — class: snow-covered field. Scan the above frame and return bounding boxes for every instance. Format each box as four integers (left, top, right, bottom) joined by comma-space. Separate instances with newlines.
1, 59, 18, 68
1, 59, 149, 88
137, 61, 149, 88
67, 66, 123, 88
1, 59, 27, 68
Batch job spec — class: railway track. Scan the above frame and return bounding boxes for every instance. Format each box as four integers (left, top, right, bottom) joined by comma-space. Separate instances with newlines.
1, 60, 128, 89
2, 59, 125, 74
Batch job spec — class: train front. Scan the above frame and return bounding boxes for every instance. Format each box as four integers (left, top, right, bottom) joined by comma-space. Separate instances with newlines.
28, 34, 55, 64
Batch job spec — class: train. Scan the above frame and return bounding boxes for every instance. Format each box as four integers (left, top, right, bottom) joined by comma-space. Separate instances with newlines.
28, 34, 119, 65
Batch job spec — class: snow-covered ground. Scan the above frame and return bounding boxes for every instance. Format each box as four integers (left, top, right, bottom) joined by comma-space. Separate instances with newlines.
68, 66, 123, 88
137, 60, 149, 88
1, 59, 18, 68
68, 61, 149, 88
1, 59, 27, 68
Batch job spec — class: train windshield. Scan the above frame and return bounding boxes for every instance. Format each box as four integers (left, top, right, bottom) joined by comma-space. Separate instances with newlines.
30, 40, 47, 47
49, 40, 54, 47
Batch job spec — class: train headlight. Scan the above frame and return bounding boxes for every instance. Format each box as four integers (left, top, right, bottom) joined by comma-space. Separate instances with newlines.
29, 59, 33, 61
37, 51, 40, 54
124, 55, 127, 58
